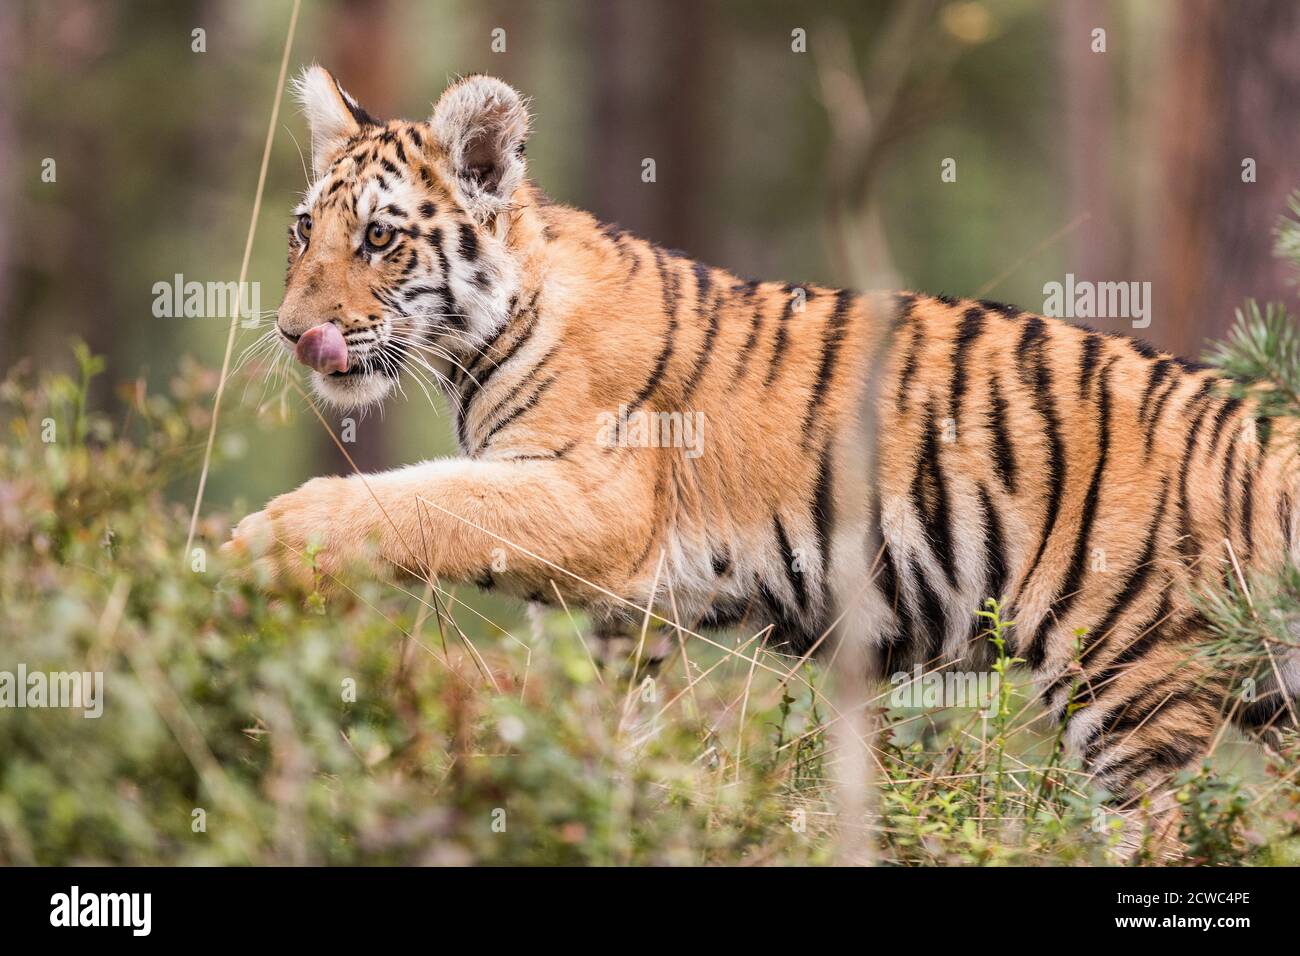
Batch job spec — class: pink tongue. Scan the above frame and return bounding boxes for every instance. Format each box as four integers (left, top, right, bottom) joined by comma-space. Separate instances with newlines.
295, 323, 349, 374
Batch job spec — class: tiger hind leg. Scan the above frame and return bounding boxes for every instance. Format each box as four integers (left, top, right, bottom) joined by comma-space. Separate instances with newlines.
1069, 643, 1230, 859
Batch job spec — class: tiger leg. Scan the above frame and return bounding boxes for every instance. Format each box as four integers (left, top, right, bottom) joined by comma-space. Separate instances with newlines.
223, 457, 655, 602
1231, 652, 1300, 744
1066, 636, 1229, 857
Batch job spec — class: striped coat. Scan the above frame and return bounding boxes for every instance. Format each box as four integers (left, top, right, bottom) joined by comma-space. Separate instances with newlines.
230, 68, 1300, 803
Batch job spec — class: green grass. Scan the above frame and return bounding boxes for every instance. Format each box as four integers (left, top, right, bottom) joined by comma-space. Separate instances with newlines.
1, 351, 1297, 865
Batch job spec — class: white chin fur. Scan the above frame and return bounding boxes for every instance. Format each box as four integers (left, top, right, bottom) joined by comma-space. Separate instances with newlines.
309, 370, 395, 409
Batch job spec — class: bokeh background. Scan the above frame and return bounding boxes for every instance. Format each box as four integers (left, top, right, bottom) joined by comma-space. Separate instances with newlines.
3, 0, 1300, 512
4, 0, 1300, 869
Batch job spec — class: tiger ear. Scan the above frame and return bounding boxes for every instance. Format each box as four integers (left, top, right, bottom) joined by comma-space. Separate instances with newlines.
292, 65, 379, 179
430, 75, 530, 224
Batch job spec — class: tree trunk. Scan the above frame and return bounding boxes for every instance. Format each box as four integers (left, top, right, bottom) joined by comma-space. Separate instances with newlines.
1150, 0, 1300, 360
1060, 0, 1116, 324
0, 2, 16, 371
318, 0, 395, 476
584, 0, 715, 256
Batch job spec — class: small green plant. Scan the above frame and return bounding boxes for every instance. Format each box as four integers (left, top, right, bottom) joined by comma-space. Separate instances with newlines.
1176, 762, 1253, 865
977, 598, 1021, 819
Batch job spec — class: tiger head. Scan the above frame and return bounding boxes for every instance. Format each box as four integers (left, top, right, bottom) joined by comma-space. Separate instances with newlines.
277, 66, 532, 408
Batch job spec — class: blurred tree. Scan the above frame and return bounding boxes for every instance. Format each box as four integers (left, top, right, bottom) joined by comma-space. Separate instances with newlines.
0, 2, 14, 362
583, 0, 716, 257
52, 1, 118, 407
815, 0, 949, 291
1060, 0, 1115, 306
319, 0, 395, 476
1151, 0, 1300, 359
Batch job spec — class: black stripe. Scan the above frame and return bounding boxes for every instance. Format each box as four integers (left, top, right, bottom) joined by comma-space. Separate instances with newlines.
978, 299, 1020, 318
894, 292, 917, 326
464, 292, 527, 374
627, 524, 659, 575
877, 544, 913, 669
1087, 589, 1175, 705
774, 516, 809, 612
710, 547, 732, 577
914, 570, 948, 665
896, 321, 922, 412
680, 280, 721, 402
1103, 734, 1205, 793
812, 443, 835, 587
1126, 336, 1160, 360
1050, 478, 1169, 699
1078, 332, 1104, 399
1175, 388, 1217, 565
479, 374, 559, 448
458, 223, 479, 262
1256, 415, 1273, 452
757, 579, 808, 651
987, 373, 1018, 494
977, 483, 1008, 605
457, 311, 540, 446
1092, 681, 1198, 757
1026, 360, 1113, 669
1142, 377, 1180, 455
458, 314, 536, 411
1241, 443, 1257, 561
693, 261, 713, 313
800, 289, 856, 448
401, 284, 441, 300
624, 240, 642, 278
1015, 318, 1066, 606
1205, 396, 1242, 459
334, 79, 381, 127
911, 401, 959, 590
731, 280, 764, 383
1221, 429, 1241, 546
505, 439, 576, 463
948, 306, 986, 424
427, 227, 450, 275
1138, 359, 1172, 420
1181, 377, 1216, 418
764, 285, 799, 386
1281, 493, 1294, 554
625, 248, 680, 413
1237, 689, 1289, 730
476, 344, 559, 436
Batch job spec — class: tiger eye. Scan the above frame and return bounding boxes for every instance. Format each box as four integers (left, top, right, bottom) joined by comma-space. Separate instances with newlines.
297, 213, 312, 242
366, 222, 394, 249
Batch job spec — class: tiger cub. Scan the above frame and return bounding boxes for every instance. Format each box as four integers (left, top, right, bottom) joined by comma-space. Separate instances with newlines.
226, 67, 1300, 802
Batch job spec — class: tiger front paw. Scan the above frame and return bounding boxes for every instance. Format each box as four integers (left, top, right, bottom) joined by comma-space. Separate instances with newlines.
221, 475, 376, 593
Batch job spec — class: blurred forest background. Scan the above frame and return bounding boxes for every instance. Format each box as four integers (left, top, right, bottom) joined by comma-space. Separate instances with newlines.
2, 0, 1300, 512
5, 0, 1300, 867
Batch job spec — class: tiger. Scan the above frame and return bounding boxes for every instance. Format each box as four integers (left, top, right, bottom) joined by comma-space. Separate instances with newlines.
225, 66, 1300, 809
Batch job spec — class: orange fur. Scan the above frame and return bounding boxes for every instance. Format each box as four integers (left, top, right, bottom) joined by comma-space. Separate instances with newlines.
226, 69, 1300, 803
